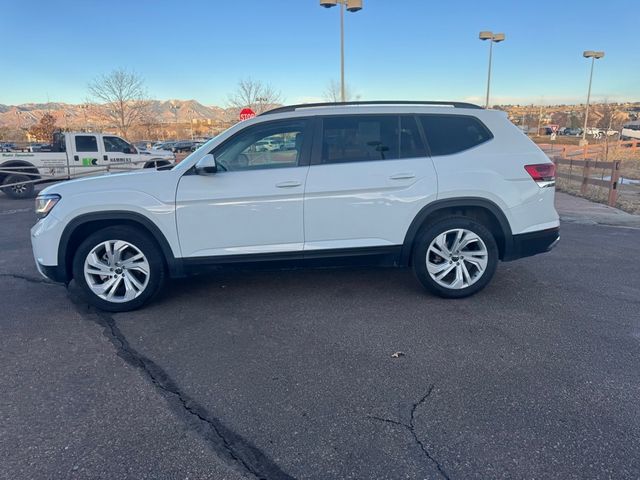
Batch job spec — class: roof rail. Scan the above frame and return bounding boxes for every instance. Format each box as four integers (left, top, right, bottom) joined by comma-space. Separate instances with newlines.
260, 100, 482, 116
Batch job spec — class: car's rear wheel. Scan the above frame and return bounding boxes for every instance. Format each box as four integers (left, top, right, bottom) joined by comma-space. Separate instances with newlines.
412, 217, 498, 298
2, 174, 35, 199
72, 226, 165, 312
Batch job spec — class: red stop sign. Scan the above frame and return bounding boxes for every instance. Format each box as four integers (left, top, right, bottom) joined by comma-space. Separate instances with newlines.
239, 108, 256, 121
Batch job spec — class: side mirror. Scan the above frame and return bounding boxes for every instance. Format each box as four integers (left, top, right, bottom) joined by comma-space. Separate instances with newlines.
195, 153, 217, 175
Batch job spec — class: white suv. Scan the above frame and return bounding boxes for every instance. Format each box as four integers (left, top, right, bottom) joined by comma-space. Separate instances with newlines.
31, 101, 559, 311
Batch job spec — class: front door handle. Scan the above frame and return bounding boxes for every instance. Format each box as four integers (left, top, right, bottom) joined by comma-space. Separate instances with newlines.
276, 181, 302, 188
103, 155, 108, 161
389, 173, 415, 180
74, 155, 79, 162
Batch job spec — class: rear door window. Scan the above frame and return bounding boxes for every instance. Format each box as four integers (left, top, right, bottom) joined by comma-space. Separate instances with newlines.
320, 115, 427, 164
75, 135, 98, 152
419, 115, 492, 156
399, 116, 427, 159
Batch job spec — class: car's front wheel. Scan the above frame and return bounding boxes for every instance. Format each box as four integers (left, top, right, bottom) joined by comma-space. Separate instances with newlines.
412, 217, 498, 298
72, 226, 165, 312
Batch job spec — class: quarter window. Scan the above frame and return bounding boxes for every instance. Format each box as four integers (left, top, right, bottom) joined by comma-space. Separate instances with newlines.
420, 115, 493, 156
214, 120, 308, 171
75, 135, 98, 152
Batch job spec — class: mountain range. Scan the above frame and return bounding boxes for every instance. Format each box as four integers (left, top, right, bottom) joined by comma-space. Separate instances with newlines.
0, 100, 232, 130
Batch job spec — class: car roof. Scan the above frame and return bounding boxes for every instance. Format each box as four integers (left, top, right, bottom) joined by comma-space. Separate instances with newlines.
251, 101, 493, 124
261, 100, 481, 116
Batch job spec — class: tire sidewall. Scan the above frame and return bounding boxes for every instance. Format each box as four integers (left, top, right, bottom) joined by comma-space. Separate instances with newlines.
72, 226, 165, 312
412, 217, 498, 298
3, 174, 35, 199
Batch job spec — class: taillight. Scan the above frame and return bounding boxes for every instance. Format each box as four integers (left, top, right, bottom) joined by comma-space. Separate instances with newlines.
525, 163, 556, 187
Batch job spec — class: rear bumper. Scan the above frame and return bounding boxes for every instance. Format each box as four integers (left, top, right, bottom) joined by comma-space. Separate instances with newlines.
503, 226, 560, 261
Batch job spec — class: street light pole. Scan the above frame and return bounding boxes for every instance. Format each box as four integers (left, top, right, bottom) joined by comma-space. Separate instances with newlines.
479, 31, 505, 109
340, 1, 345, 102
580, 51, 604, 146
485, 39, 493, 109
320, 0, 363, 103
170, 103, 179, 139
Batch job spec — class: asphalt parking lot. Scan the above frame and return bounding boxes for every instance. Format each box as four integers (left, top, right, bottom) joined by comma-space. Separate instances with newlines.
2, 191, 640, 480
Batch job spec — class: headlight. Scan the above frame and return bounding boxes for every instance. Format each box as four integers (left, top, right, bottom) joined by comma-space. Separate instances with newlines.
35, 194, 61, 219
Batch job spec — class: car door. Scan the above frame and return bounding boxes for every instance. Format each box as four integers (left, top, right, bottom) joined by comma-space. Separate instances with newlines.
175, 118, 312, 258
102, 135, 137, 171
70, 134, 103, 177
303, 114, 438, 251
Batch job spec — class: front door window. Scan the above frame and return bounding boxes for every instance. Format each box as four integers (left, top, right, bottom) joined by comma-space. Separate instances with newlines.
214, 120, 309, 171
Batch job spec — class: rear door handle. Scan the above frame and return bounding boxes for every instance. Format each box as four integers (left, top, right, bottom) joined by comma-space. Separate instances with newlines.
389, 173, 415, 180
276, 181, 302, 188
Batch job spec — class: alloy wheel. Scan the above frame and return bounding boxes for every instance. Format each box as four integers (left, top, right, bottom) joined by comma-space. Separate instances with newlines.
426, 228, 489, 290
12, 184, 27, 194
83, 240, 150, 303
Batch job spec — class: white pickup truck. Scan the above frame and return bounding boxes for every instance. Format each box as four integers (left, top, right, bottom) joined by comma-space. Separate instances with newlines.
0, 132, 175, 199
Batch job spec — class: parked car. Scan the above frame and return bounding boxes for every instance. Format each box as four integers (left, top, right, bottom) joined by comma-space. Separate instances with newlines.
190, 141, 206, 152
1, 132, 175, 199
172, 141, 196, 153
585, 128, 619, 139
0, 142, 16, 152
621, 121, 640, 141
134, 140, 155, 151
158, 141, 176, 151
560, 127, 582, 136
28, 143, 49, 152
254, 138, 281, 151
31, 101, 559, 311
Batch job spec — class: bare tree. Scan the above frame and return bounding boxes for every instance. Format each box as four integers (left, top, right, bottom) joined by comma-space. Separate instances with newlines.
595, 101, 623, 131
323, 79, 355, 102
227, 78, 283, 115
28, 113, 57, 142
88, 69, 150, 138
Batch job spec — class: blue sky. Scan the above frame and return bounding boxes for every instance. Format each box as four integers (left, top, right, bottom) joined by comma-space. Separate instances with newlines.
2, 0, 637, 106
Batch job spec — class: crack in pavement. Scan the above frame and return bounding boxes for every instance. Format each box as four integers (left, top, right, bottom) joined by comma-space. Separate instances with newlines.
368, 384, 451, 480
70, 301, 296, 480
4, 272, 294, 480
0, 272, 59, 285
0, 207, 32, 216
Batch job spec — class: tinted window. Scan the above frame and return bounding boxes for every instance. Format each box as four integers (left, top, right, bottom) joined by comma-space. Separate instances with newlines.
75, 135, 98, 152
399, 116, 427, 159
420, 115, 492, 156
215, 120, 308, 171
322, 115, 399, 163
321, 115, 426, 164
103, 136, 132, 153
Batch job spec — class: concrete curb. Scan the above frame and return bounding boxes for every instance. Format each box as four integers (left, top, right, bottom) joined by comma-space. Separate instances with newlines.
555, 191, 640, 229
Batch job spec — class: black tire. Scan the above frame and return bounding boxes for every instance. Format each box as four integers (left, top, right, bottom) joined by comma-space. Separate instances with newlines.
2, 174, 35, 199
412, 216, 498, 299
72, 226, 165, 312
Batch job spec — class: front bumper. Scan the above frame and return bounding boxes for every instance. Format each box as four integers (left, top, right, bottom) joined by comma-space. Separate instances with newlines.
31, 212, 67, 283
36, 261, 68, 283
503, 226, 560, 261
